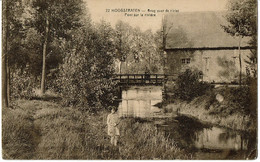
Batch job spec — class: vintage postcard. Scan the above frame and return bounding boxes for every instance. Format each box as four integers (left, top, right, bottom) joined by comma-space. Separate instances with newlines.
2, 0, 257, 160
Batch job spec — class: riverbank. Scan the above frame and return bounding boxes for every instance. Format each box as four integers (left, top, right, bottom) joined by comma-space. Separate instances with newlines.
163, 81, 257, 132
164, 95, 256, 132
2, 99, 190, 160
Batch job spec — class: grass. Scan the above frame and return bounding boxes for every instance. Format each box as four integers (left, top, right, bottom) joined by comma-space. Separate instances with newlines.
2, 107, 35, 159
167, 102, 253, 131
118, 118, 191, 159
2, 99, 191, 160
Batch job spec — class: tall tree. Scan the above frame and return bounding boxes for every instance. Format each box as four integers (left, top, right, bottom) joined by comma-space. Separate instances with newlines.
2, 0, 33, 101
28, 0, 86, 95
154, 29, 166, 72
222, 0, 257, 85
131, 27, 144, 64
143, 29, 163, 73
245, 35, 257, 78
2, 0, 9, 107
116, 26, 164, 74
161, 15, 173, 50
114, 20, 132, 74
2, 0, 24, 105
160, 15, 174, 74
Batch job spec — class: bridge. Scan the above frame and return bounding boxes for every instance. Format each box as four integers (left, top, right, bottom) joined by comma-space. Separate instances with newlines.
113, 73, 242, 87
113, 74, 171, 85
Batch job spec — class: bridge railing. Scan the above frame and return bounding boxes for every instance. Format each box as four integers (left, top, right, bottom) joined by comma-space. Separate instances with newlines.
113, 74, 170, 85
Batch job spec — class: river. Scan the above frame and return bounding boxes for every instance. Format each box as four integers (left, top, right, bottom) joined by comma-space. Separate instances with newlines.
117, 86, 254, 159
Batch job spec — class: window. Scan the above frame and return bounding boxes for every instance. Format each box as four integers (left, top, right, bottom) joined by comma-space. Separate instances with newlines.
181, 58, 191, 64
203, 57, 210, 72
186, 58, 190, 64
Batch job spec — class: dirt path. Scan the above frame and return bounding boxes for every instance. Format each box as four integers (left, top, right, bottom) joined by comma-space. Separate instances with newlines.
16, 100, 48, 159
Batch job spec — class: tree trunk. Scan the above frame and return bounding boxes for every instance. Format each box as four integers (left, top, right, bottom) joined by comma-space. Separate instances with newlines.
7, 63, 10, 103
40, 15, 49, 95
119, 61, 122, 74
238, 36, 242, 86
2, 0, 9, 108
149, 52, 151, 72
125, 59, 128, 73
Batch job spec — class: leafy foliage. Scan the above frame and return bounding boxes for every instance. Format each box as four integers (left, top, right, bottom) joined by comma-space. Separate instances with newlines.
208, 84, 257, 117
173, 69, 212, 101
6, 0, 27, 69
26, 0, 88, 94
223, 0, 257, 37
10, 69, 39, 100
114, 20, 132, 62
223, 0, 257, 79
228, 87, 252, 114
57, 20, 117, 111
7, 0, 164, 110
245, 34, 257, 78
29, 0, 86, 40
114, 20, 164, 74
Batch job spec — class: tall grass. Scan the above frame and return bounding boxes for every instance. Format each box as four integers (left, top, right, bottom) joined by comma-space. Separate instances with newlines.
2, 100, 190, 160
118, 118, 190, 159
2, 107, 35, 159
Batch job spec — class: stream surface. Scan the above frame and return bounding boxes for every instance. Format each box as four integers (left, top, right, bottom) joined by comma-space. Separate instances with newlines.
117, 86, 255, 159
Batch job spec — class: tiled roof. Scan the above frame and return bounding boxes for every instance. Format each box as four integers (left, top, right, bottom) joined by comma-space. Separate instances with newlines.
165, 11, 251, 49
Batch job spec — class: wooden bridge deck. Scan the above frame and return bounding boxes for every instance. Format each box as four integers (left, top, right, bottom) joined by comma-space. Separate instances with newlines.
113, 74, 168, 85
113, 73, 242, 87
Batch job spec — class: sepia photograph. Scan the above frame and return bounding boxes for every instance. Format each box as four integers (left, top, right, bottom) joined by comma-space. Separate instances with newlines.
2, 0, 257, 160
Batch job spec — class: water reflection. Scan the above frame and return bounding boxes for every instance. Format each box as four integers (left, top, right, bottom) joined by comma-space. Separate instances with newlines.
118, 86, 162, 118
158, 116, 206, 149
159, 116, 249, 151
194, 127, 249, 150
118, 86, 251, 153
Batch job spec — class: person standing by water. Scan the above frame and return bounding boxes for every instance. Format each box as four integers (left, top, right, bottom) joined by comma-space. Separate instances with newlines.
107, 107, 120, 146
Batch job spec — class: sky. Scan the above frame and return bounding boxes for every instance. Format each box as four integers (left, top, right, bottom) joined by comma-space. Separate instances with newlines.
86, 0, 228, 32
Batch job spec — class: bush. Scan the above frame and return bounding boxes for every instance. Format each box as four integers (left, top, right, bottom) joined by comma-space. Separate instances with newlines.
57, 51, 117, 111
226, 85, 256, 116
206, 84, 256, 117
10, 69, 39, 100
173, 69, 212, 101
57, 22, 117, 112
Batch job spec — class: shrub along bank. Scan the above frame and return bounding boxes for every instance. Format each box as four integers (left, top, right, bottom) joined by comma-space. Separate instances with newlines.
165, 85, 256, 131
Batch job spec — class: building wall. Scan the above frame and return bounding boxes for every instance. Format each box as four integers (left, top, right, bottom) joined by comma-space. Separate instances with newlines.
166, 49, 251, 83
